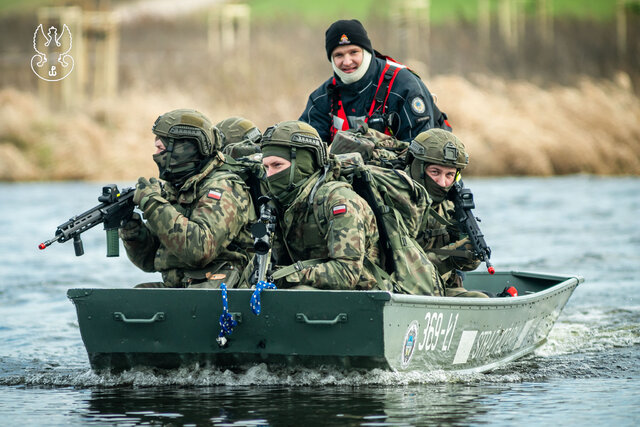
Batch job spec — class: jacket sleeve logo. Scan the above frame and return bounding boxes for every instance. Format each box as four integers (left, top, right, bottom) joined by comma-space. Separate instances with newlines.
410, 97, 426, 115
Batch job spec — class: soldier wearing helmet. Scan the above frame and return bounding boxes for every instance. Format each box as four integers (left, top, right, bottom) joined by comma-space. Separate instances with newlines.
259, 120, 384, 290
119, 108, 255, 288
216, 116, 262, 160
406, 129, 486, 298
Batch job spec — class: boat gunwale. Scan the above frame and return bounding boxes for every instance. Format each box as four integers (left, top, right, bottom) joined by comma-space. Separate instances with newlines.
67, 271, 583, 306
387, 271, 582, 307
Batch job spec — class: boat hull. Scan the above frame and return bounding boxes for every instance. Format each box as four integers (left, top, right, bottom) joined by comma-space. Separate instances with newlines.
67, 271, 581, 372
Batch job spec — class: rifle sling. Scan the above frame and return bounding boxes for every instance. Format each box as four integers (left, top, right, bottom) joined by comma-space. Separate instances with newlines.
271, 259, 324, 280
428, 206, 455, 227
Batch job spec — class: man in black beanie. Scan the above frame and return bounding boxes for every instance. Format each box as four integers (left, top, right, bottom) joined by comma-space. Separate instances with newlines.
300, 19, 451, 143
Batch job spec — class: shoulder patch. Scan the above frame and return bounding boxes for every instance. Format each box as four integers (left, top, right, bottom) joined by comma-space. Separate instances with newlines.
410, 96, 426, 115
207, 189, 223, 200
332, 204, 347, 216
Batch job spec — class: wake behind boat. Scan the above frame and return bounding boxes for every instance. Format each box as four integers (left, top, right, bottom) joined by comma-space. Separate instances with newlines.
67, 270, 581, 373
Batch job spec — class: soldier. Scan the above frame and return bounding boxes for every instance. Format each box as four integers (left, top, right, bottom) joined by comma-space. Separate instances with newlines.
300, 19, 450, 143
216, 116, 262, 160
259, 120, 384, 290
406, 129, 488, 298
119, 108, 255, 288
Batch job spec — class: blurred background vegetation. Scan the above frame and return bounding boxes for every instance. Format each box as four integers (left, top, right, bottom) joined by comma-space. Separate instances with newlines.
0, 0, 638, 180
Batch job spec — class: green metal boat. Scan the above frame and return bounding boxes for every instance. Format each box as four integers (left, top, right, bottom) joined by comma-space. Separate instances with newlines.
67, 270, 582, 373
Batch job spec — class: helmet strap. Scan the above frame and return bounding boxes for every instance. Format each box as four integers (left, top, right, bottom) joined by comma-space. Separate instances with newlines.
287, 147, 297, 190
164, 138, 175, 172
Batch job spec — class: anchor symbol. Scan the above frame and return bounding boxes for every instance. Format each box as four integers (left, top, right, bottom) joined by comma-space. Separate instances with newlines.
49, 66, 57, 77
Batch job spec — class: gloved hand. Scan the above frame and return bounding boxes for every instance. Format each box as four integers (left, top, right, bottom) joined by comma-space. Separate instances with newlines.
133, 177, 163, 212
118, 212, 143, 241
449, 237, 482, 270
452, 237, 475, 255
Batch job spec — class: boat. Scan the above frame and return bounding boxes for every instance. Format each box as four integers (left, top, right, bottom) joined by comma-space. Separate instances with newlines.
67, 270, 582, 373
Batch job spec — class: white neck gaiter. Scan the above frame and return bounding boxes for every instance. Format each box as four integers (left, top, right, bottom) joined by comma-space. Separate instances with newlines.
331, 50, 372, 85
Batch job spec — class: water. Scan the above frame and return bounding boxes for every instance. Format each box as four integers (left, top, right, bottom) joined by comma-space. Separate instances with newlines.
1, 176, 639, 426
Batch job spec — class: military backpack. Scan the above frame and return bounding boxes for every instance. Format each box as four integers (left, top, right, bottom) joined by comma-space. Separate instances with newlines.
330, 124, 409, 169
309, 153, 444, 296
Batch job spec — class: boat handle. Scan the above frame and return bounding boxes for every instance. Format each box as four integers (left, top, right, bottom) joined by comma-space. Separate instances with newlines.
295, 312, 347, 325
113, 311, 165, 323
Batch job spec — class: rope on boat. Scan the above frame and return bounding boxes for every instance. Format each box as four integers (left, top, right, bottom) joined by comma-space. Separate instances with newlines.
250, 280, 277, 315
216, 282, 237, 347
216, 281, 277, 347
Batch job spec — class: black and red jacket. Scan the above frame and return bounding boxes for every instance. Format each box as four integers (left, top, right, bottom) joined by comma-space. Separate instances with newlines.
299, 55, 450, 143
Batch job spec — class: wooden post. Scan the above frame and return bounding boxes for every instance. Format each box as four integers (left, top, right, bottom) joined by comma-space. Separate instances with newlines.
82, 11, 119, 99
617, 0, 627, 59
515, 0, 525, 47
499, 0, 516, 51
390, 0, 430, 72
208, 3, 251, 65
537, 0, 553, 45
478, 0, 491, 51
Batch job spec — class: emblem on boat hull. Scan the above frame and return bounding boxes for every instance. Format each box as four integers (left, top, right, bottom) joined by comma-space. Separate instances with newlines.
401, 320, 419, 368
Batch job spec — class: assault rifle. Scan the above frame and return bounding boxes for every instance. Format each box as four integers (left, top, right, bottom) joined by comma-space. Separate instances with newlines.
38, 184, 135, 257
249, 196, 276, 286
447, 180, 495, 274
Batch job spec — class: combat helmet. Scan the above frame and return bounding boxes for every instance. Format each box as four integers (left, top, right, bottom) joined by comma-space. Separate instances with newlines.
151, 109, 221, 186
261, 120, 328, 168
216, 116, 262, 146
261, 121, 328, 203
152, 108, 221, 156
407, 128, 468, 170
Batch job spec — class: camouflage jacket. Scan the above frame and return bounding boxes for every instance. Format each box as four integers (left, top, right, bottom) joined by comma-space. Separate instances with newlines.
416, 199, 481, 286
120, 153, 255, 287
272, 170, 383, 290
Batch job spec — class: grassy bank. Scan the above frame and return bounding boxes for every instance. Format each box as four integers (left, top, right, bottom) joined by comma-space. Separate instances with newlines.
1, 71, 638, 181
0, 4, 638, 181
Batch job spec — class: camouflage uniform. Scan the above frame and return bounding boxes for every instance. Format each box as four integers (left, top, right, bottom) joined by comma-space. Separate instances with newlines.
120, 109, 254, 288
261, 121, 384, 290
216, 116, 262, 160
416, 200, 481, 287
407, 129, 485, 297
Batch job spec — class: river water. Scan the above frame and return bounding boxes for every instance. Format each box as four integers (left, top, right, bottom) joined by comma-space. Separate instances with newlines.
1, 176, 639, 426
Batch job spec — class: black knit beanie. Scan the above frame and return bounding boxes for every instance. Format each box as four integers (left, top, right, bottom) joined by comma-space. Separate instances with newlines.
325, 19, 373, 60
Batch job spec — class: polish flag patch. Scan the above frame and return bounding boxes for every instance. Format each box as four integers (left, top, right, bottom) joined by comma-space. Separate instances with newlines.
332, 204, 347, 216
207, 190, 222, 200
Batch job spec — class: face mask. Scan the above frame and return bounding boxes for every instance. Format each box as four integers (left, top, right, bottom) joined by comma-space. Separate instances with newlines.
424, 177, 451, 204
266, 167, 298, 205
265, 149, 318, 206
153, 139, 203, 187
410, 159, 452, 204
